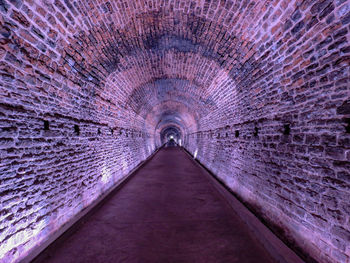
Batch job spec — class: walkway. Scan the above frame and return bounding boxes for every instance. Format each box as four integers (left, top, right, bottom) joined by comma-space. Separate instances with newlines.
33, 147, 277, 263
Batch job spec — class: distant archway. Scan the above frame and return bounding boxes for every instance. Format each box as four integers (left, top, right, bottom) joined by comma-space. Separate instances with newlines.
160, 126, 182, 146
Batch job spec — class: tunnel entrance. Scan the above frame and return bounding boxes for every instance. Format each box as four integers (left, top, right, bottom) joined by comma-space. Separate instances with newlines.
160, 126, 182, 146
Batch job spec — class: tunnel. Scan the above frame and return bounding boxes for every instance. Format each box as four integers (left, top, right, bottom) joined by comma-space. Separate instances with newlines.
160, 126, 182, 145
0, 0, 350, 262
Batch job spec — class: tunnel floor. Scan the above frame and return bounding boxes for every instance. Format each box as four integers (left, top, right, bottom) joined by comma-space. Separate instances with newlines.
34, 146, 277, 263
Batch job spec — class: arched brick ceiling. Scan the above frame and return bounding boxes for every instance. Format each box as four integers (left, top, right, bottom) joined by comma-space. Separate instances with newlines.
125, 79, 216, 117
160, 125, 182, 144
145, 100, 198, 143
1, 1, 349, 262
55, 0, 343, 134
60, 0, 271, 137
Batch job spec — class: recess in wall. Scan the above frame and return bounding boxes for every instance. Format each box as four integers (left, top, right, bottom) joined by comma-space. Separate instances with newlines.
253, 127, 259, 137
345, 119, 350, 134
74, 125, 80, 135
283, 124, 291, 135
235, 130, 239, 138
98, 128, 101, 135
111, 128, 114, 135
43, 120, 49, 130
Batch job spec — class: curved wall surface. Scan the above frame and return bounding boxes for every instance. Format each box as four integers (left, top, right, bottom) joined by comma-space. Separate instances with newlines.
0, 0, 349, 262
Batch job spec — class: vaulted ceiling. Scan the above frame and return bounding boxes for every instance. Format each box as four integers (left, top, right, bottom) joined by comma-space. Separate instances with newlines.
58, 0, 282, 141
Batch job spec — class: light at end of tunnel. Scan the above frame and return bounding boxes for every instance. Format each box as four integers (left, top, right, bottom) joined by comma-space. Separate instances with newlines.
179, 139, 182, 146
170, 135, 174, 139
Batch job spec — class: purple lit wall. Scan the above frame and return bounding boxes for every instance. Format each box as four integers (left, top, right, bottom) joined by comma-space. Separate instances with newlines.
0, 0, 349, 263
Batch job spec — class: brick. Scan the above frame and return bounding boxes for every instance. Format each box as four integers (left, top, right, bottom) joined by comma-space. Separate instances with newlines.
0, 1, 349, 263
11, 10, 30, 27
341, 11, 350, 24
291, 20, 304, 34
319, 3, 334, 20
8, 0, 22, 9
19, 29, 37, 44
331, 226, 350, 242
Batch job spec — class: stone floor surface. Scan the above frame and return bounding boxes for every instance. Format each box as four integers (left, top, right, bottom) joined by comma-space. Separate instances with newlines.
33, 146, 276, 263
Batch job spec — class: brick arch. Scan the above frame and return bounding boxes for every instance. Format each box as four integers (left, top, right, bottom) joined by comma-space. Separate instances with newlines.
126, 78, 216, 117
144, 100, 198, 132
62, 8, 259, 86
1, 1, 349, 263
60, 7, 264, 138
160, 125, 183, 145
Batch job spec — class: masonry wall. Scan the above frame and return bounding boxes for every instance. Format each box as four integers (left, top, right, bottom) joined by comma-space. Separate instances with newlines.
0, 0, 350, 263
185, 1, 350, 262
0, 106, 153, 262
0, 1, 156, 262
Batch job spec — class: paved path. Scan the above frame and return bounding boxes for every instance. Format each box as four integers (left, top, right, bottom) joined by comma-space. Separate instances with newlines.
34, 147, 276, 263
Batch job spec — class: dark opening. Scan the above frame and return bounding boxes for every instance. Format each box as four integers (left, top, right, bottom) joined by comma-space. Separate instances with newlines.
44, 120, 49, 130
235, 130, 239, 138
345, 119, 350, 134
74, 125, 80, 136
97, 128, 101, 135
253, 127, 259, 137
167, 138, 177, 147
110, 128, 114, 135
283, 124, 291, 135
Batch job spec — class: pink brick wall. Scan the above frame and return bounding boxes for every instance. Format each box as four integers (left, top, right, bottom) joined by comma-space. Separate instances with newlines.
0, 0, 349, 262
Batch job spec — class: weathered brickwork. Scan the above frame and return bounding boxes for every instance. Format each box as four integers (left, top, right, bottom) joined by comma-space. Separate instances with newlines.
0, 0, 156, 262
0, 0, 349, 262
185, 1, 350, 262
0, 105, 152, 263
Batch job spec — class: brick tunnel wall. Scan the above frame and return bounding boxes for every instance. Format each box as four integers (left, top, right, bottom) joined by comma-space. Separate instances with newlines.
0, 1, 157, 262
0, 0, 350, 263
184, 1, 350, 263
